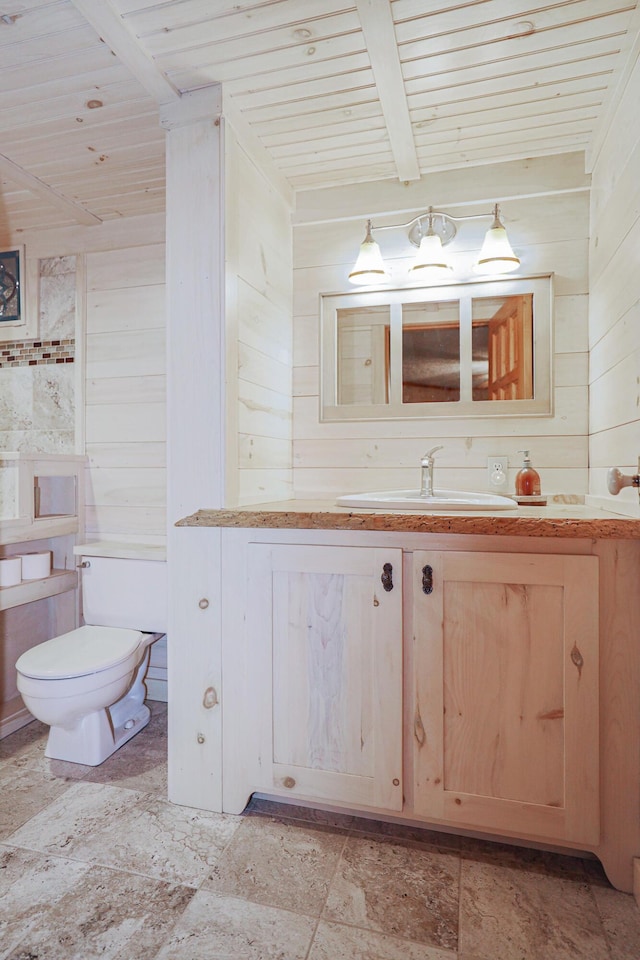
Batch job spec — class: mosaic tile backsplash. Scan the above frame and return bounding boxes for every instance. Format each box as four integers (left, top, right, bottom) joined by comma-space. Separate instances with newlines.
0, 256, 76, 455
0, 339, 74, 367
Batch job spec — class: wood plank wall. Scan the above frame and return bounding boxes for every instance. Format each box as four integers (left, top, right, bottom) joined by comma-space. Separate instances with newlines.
85, 235, 166, 543
224, 125, 294, 506
588, 50, 640, 516
292, 156, 591, 499
1, 214, 166, 542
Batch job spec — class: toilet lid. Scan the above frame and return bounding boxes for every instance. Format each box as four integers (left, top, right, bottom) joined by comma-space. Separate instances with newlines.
16, 625, 146, 680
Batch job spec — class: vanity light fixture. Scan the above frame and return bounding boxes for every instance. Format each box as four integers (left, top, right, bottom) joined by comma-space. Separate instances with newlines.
348, 219, 390, 285
348, 203, 520, 285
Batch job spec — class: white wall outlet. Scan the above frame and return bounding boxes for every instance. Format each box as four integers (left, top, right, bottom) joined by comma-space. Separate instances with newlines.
488, 456, 509, 492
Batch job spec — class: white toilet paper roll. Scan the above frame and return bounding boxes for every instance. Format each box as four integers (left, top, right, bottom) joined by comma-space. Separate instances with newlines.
19, 551, 51, 580
0, 556, 22, 587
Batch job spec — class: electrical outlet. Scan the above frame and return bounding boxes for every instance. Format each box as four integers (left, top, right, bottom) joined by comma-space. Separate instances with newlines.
488, 456, 509, 492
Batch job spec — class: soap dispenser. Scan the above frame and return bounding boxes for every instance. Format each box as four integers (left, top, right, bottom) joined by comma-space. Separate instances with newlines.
514, 450, 546, 504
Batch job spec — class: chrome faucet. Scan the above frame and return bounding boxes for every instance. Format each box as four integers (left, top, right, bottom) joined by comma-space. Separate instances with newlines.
420, 446, 443, 497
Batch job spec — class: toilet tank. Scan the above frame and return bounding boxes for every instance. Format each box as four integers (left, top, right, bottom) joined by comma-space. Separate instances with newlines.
81, 556, 167, 633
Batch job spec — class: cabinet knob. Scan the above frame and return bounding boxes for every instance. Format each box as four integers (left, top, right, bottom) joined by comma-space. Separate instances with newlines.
381, 562, 393, 592
198, 598, 209, 610
282, 776, 296, 789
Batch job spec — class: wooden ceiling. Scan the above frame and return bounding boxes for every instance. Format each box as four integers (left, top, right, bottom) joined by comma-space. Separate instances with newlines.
0, 0, 638, 234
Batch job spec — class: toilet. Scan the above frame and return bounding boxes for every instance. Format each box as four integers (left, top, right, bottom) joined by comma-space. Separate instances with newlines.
15, 553, 167, 766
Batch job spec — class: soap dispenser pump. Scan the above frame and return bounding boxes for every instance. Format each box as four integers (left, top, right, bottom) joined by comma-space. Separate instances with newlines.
515, 450, 541, 497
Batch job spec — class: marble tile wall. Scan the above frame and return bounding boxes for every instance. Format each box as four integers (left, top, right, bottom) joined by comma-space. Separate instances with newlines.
0, 256, 76, 456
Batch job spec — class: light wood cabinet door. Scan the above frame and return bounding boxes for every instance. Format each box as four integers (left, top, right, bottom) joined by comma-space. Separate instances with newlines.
411, 551, 599, 845
246, 542, 403, 811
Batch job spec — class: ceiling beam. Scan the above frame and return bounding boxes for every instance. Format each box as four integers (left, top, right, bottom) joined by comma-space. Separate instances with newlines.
355, 0, 420, 183
0, 153, 102, 226
69, 0, 181, 105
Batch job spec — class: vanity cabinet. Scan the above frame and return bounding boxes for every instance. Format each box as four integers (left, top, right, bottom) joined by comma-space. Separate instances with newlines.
240, 542, 403, 810
176, 515, 640, 892
222, 531, 600, 849
409, 550, 599, 846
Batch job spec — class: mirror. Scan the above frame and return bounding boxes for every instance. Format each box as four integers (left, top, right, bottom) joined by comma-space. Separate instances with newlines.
322, 276, 551, 421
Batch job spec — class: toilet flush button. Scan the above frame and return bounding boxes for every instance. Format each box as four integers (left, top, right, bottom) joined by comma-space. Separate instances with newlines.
124, 719, 135, 730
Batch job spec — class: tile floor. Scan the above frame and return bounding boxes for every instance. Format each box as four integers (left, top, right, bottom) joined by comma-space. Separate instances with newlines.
1, 700, 639, 960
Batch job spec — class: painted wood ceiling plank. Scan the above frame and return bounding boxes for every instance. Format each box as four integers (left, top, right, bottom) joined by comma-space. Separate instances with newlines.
0, 21, 100, 63
5, 117, 164, 168
240, 88, 384, 127
391, 0, 616, 22
0, 62, 137, 111
145, 9, 361, 59
354, 0, 419, 181
0, 82, 156, 134
403, 39, 621, 92
414, 133, 593, 170
227, 65, 376, 110
408, 75, 608, 123
0, 42, 120, 93
253, 101, 383, 140
413, 113, 598, 152
259, 82, 606, 158
412, 96, 604, 138
69, 0, 181, 103
393, 0, 635, 47
121, 0, 356, 37
273, 137, 394, 168
157, 29, 365, 78
399, 10, 632, 75
168, 49, 372, 95
0, 104, 162, 147
263, 115, 388, 150
0, 151, 101, 225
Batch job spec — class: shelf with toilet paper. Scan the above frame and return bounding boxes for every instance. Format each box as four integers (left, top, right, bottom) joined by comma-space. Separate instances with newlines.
0, 565, 78, 613
0, 452, 84, 612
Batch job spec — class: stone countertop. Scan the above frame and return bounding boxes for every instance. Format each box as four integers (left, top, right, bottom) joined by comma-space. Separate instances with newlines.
176, 499, 640, 539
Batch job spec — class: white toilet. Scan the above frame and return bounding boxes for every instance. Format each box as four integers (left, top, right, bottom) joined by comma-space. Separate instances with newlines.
15, 553, 167, 766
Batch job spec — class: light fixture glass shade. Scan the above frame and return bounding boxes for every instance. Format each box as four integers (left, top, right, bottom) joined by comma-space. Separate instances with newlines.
348, 221, 389, 285
409, 232, 453, 281
474, 209, 520, 274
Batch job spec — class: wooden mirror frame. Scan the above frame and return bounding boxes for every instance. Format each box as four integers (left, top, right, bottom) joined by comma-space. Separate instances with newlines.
320, 274, 553, 422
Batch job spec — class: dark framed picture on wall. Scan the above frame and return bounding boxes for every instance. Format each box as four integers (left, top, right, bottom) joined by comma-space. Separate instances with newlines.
0, 248, 22, 324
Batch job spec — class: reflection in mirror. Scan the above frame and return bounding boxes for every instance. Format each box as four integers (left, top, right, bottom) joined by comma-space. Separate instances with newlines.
337, 304, 390, 405
401, 302, 460, 402
322, 276, 551, 421
471, 294, 533, 401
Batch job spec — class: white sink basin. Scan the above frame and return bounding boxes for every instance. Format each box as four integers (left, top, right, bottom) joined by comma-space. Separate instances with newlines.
336, 489, 518, 511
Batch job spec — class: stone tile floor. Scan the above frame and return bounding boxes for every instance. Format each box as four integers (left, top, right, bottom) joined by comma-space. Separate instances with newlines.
1, 700, 639, 959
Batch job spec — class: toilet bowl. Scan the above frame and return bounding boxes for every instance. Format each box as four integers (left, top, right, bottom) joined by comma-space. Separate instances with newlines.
15, 554, 167, 766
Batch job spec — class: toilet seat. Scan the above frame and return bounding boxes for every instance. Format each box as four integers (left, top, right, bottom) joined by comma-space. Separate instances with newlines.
16, 625, 145, 680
